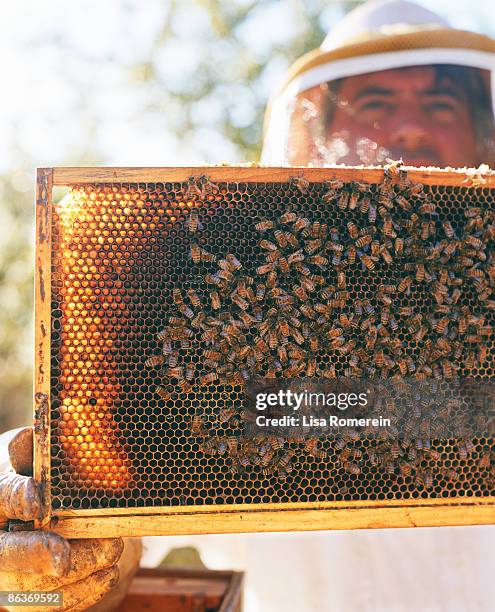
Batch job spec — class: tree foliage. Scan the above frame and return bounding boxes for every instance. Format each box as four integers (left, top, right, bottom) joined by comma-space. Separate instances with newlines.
0, 0, 362, 428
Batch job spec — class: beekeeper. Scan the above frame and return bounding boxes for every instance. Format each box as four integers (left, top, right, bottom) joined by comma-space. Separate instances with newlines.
262, 0, 495, 168
1, 1, 495, 611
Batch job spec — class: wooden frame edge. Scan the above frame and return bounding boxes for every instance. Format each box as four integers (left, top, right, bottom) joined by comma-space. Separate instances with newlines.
220, 571, 244, 612
33, 168, 53, 529
54, 495, 495, 518
50, 166, 495, 188
49, 502, 495, 538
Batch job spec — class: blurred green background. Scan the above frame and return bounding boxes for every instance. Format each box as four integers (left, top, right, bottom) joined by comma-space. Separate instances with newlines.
1, 0, 494, 431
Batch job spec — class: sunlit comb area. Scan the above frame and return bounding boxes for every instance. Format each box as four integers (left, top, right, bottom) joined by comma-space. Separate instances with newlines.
48, 176, 495, 512
50, 182, 212, 506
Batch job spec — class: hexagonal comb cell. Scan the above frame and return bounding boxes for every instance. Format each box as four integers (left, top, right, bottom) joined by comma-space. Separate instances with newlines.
47, 171, 495, 511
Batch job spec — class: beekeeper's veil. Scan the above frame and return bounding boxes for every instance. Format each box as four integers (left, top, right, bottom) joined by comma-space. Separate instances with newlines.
261, 0, 495, 166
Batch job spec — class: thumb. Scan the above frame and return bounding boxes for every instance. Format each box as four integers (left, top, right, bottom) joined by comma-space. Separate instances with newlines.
0, 472, 41, 522
8, 428, 34, 477
0, 530, 71, 577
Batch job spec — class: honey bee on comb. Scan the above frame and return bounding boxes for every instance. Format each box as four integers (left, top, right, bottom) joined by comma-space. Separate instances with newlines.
290, 176, 311, 194
185, 174, 219, 198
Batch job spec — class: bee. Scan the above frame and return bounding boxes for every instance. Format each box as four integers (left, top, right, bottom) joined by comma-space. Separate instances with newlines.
445, 468, 460, 482
440, 240, 457, 258
380, 308, 391, 327
303, 239, 321, 255
306, 357, 317, 377
260, 239, 278, 251
201, 439, 218, 455
179, 303, 194, 319
167, 366, 184, 379
394, 194, 411, 211
201, 372, 219, 385
226, 253, 242, 270
440, 220, 455, 239
418, 200, 436, 215
382, 216, 396, 237
415, 263, 426, 282
255, 219, 274, 232
368, 239, 379, 257
374, 349, 387, 369
397, 276, 412, 294
338, 191, 350, 210
346, 245, 357, 264
395, 237, 404, 256
278, 257, 289, 274
145, 355, 165, 367
185, 175, 204, 197
380, 245, 393, 264
329, 334, 346, 350
272, 229, 287, 248
409, 182, 424, 196
186, 212, 201, 233
347, 222, 359, 239
257, 263, 275, 275
300, 304, 317, 320
189, 243, 201, 264
285, 232, 301, 248
197, 175, 218, 195
465, 206, 481, 218
348, 189, 360, 210
343, 461, 361, 475
290, 176, 310, 193
433, 316, 448, 335
389, 443, 400, 459
227, 437, 239, 456
280, 211, 297, 224
425, 220, 435, 239
156, 385, 172, 400
360, 254, 375, 271
208, 291, 221, 310
191, 415, 205, 435
465, 235, 483, 249
293, 217, 311, 233
173, 288, 184, 304
232, 294, 249, 310
479, 452, 492, 469
167, 350, 179, 368
424, 469, 433, 489
186, 288, 201, 308
322, 179, 344, 202
355, 235, 372, 249
158, 328, 171, 343
278, 450, 295, 468
268, 436, 284, 451
203, 349, 221, 362
368, 204, 377, 223
308, 254, 328, 268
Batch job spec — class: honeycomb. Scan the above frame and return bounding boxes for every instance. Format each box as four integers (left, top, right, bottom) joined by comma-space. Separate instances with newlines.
49, 171, 495, 511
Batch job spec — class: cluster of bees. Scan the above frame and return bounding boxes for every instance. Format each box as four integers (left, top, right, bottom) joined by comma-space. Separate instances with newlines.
151, 167, 495, 489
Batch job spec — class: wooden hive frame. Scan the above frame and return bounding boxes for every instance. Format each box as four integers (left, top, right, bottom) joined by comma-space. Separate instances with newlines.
34, 166, 495, 538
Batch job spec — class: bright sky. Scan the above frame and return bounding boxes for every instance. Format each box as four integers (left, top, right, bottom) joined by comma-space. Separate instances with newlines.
0, 0, 494, 174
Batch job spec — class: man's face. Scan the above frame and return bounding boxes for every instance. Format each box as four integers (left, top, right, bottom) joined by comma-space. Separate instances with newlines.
289, 66, 480, 167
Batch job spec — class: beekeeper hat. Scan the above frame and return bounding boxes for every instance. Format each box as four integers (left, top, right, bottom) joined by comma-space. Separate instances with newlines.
261, 0, 495, 164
